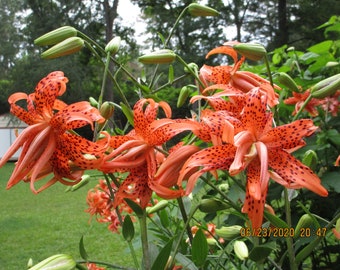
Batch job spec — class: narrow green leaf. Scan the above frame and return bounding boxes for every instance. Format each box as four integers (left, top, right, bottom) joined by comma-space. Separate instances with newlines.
151, 239, 173, 270
79, 235, 89, 261
120, 102, 134, 126
124, 198, 144, 218
159, 209, 170, 228
264, 211, 289, 228
122, 215, 135, 242
191, 229, 208, 267
168, 65, 174, 83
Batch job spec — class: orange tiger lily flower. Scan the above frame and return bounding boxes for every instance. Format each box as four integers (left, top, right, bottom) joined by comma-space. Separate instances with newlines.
199, 42, 280, 107
0, 71, 108, 193
100, 98, 199, 208
179, 88, 328, 229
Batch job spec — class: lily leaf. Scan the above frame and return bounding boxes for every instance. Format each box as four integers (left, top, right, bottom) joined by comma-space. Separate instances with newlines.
191, 229, 208, 267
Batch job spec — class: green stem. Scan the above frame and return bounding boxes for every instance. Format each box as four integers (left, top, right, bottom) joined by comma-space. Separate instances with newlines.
168, 205, 199, 269
284, 188, 298, 270
292, 94, 312, 121
176, 55, 205, 89
127, 241, 140, 270
177, 197, 194, 244
264, 54, 274, 87
99, 52, 111, 105
140, 210, 150, 270
149, 6, 189, 89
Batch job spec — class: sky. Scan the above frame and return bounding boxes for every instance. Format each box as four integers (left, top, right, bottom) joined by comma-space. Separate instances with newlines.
117, 0, 148, 44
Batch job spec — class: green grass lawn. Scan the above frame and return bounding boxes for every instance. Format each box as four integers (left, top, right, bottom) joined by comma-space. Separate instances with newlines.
0, 163, 137, 269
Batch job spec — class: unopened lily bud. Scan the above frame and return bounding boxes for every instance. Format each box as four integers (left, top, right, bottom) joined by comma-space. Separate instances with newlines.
206, 238, 218, 246
105, 36, 121, 54
188, 3, 219, 17
233, 43, 267, 61
198, 198, 230, 213
294, 214, 314, 238
218, 183, 229, 192
138, 49, 177, 64
100, 101, 115, 120
34, 26, 77, 46
66, 175, 90, 192
89, 97, 99, 107
29, 254, 76, 270
302, 150, 318, 171
215, 225, 242, 240
310, 74, 340, 99
146, 200, 169, 215
184, 62, 199, 74
41, 37, 84, 59
234, 240, 249, 260
277, 72, 301, 93
177, 86, 190, 107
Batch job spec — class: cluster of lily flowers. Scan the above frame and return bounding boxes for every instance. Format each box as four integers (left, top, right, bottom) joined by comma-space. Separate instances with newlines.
1, 41, 338, 233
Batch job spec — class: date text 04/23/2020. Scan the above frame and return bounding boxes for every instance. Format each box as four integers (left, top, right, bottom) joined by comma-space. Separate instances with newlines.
240, 227, 327, 238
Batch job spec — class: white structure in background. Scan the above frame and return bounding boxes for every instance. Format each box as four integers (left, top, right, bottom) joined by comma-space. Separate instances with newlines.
0, 114, 27, 161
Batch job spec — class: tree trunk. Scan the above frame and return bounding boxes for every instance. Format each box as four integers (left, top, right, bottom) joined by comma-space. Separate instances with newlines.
277, 0, 288, 46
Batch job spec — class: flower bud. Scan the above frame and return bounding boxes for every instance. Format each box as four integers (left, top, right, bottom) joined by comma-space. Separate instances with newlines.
277, 72, 301, 93
146, 200, 169, 215
198, 198, 230, 213
184, 62, 199, 74
302, 150, 318, 171
41, 37, 84, 59
89, 97, 99, 107
100, 101, 115, 120
206, 238, 218, 246
138, 49, 177, 64
66, 175, 90, 192
105, 36, 121, 54
294, 214, 314, 238
218, 183, 229, 192
234, 240, 249, 260
233, 43, 267, 61
215, 225, 242, 240
29, 254, 76, 270
177, 86, 190, 107
188, 3, 219, 17
34, 26, 77, 46
310, 74, 340, 99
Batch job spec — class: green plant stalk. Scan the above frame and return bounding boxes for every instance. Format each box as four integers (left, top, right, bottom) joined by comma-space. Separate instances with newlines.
139, 210, 151, 270
98, 52, 111, 105
83, 39, 132, 111
264, 54, 274, 87
176, 55, 205, 89
127, 241, 140, 270
168, 205, 200, 269
284, 188, 298, 270
177, 197, 194, 244
149, 6, 189, 89
292, 94, 312, 121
